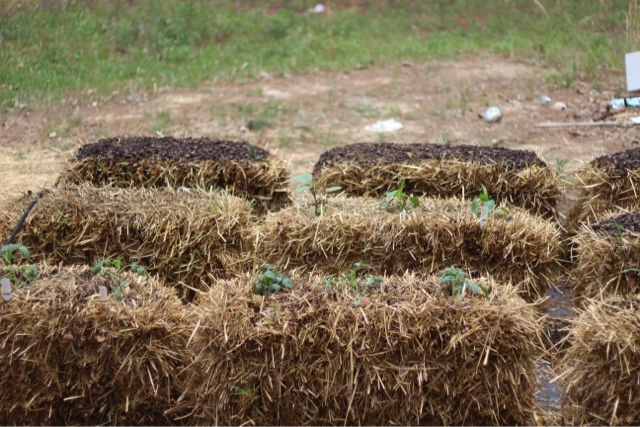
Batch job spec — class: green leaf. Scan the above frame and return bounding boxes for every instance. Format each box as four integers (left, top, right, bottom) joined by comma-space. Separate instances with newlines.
484, 200, 496, 214
270, 284, 282, 293
325, 186, 342, 193
119, 279, 131, 287
291, 172, 313, 185
477, 283, 489, 296
471, 198, 481, 216
263, 270, 278, 282
409, 196, 420, 208
129, 262, 138, 272
103, 259, 112, 267
25, 265, 38, 281
379, 200, 390, 209
16, 245, 31, 259
384, 190, 398, 199
91, 263, 103, 276
295, 185, 311, 194
136, 266, 146, 275
282, 277, 293, 289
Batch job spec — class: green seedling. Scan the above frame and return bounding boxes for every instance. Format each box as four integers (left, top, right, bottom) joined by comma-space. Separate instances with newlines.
471, 185, 496, 218
91, 257, 147, 301
440, 267, 488, 301
0, 244, 38, 285
555, 158, 568, 173
323, 262, 383, 307
253, 264, 293, 295
380, 179, 419, 212
292, 172, 341, 216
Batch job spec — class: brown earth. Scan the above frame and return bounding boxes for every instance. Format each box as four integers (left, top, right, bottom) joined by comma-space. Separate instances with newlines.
76, 136, 270, 162
593, 147, 640, 176
1, 55, 637, 208
592, 212, 640, 235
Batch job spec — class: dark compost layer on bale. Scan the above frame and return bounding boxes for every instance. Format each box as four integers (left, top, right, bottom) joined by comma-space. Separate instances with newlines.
567, 147, 640, 231
313, 142, 558, 217
570, 212, 640, 301
62, 137, 290, 212
183, 272, 544, 426
0, 265, 194, 425
558, 295, 640, 426
254, 196, 562, 300
0, 185, 254, 294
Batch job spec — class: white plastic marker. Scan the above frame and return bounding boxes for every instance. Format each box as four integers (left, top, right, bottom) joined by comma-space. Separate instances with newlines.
479, 205, 489, 227
1, 278, 11, 302
99, 286, 108, 301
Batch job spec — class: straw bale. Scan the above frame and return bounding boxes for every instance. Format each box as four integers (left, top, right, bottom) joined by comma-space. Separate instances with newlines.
313, 143, 560, 218
557, 295, 640, 425
61, 137, 290, 213
254, 196, 562, 300
567, 150, 640, 233
0, 264, 194, 425
0, 184, 254, 294
570, 211, 640, 301
182, 271, 544, 426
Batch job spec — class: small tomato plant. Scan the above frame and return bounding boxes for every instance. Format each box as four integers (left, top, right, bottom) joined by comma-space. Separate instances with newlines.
254, 264, 293, 295
440, 267, 488, 301
91, 257, 147, 301
380, 179, 419, 213
471, 185, 496, 219
0, 244, 38, 285
324, 262, 383, 307
292, 172, 342, 216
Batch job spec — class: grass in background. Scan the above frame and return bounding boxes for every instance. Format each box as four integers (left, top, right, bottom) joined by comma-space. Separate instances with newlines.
0, 0, 633, 110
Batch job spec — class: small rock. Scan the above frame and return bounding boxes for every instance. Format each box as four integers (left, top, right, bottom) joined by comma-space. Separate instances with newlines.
552, 102, 567, 111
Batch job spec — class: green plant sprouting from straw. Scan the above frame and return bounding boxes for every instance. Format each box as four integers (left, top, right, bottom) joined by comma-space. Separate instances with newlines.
440, 267, 488, 301
292, 172, 342, 216
91, 257, 147, 301
380, 179, 419, 213
0, 244, 38, 285
253, 263, 293, 295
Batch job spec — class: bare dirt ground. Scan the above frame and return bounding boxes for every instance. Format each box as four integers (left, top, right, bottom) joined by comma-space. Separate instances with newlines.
1, 54, 636, 208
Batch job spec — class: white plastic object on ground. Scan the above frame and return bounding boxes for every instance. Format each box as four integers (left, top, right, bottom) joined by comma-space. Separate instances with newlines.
310, 4, 325, 13
552, 102, 567, 111
364, 118, 404, 133
482, 107, 502, 123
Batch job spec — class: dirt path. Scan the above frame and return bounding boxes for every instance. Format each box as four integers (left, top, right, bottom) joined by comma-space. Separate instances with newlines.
0, 54, 634, 206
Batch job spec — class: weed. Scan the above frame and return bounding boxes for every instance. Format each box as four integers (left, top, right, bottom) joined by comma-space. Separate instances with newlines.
471, 185, 496, 219
0, 244, 38, 285
439, 267, 488, 300
555, 158, 568, 173
292, 172, 341, 216
323, 262, 383, 307
253, 264, 292, 295
91, 257, 147, 301
380, 179, 419, 213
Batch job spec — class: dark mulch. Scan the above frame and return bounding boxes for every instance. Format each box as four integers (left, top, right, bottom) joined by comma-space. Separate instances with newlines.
592, 147, 640, 176
75, 137, 270, 163
591, 212, 640, 235
313, 142, 547, 175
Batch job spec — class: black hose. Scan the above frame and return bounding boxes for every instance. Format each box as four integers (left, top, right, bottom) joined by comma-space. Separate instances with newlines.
3, 177, 60, 246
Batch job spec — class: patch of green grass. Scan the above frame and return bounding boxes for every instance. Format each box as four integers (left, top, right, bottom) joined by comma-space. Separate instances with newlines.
0, 0, 632, 110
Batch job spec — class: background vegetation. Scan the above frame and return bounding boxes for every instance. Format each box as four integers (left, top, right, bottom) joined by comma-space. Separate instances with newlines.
0, 0, 635, 109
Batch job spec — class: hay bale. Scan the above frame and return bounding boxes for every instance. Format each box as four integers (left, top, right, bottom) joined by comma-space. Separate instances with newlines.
183, 271, 544, 426
558, 295, 640, 425
570, 211, 640, 301
0, 184, 254, 293
313, 142, 560, 218
254, 196, 562, 300
0, 264, 194, 425
60, 136, 290, 213
567, 148, 640, 232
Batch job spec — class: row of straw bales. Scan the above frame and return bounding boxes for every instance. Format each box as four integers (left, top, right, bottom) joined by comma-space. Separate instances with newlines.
0, 265, 545, 426
255, 196, 562, 301
0, 186, 563, 301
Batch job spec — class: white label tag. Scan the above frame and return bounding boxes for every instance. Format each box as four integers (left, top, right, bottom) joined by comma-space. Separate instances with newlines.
480, 205, 489, 227
99, 286, 108, 301
1, 279, 12, 302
